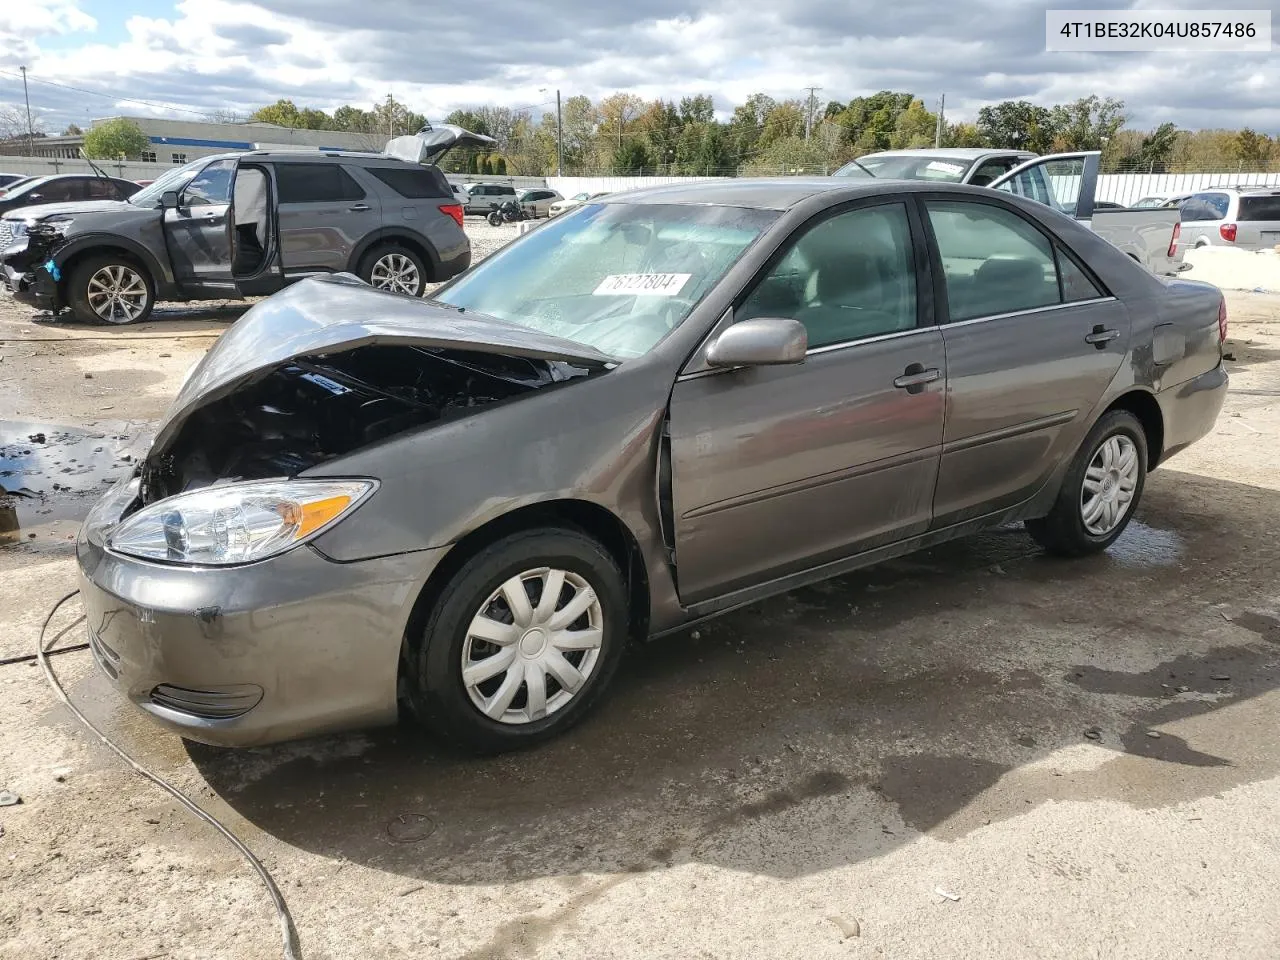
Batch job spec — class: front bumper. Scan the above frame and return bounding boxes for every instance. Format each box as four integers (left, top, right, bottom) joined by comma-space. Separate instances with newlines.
2, 240, 57, 309
75, 481, 448, 747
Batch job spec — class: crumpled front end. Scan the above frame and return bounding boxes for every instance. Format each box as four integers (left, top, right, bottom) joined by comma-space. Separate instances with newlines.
1, 226, 67, 311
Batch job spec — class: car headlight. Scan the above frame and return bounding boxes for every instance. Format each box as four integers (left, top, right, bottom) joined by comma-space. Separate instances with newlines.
8, 219, 27, 238
30, 216, 74, 237
107, 479, 376, 565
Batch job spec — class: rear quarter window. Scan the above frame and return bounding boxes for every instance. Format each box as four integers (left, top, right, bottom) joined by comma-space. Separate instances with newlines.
367, 166, 449, 199
1238, 196, 1280, 221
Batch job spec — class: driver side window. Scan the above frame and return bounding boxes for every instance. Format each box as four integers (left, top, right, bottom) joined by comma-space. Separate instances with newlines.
737, 203, 918, 349
182, 160, 236, 206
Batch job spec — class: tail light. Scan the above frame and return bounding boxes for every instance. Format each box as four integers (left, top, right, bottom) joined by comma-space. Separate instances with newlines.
1220, 223, 1237, 243
1218, 297, 1228, 343
1167, 222, 1180, 258
438, 203, 464, 228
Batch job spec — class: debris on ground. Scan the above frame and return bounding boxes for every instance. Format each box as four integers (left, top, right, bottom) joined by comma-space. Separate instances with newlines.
0, 790, 21, 806
934, 887, 961, 902
1212, 674, 1231, 681
1084, 727, 1103, 741
52, 767, 71, 782
828, 915, 861, 938
1146, 731, 1162, 739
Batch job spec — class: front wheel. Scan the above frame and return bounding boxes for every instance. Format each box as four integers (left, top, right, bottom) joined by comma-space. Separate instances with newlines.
67, 256, 155, 325
408, 528, 629, 754
1026, 410, 1148, 556
486, 211, 503, 226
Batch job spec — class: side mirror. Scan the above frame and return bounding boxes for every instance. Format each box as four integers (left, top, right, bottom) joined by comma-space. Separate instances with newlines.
160, 191, 180, 209
705, 317, 807, 368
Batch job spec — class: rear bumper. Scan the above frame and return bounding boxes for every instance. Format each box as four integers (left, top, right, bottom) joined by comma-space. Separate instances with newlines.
1155, 362, 1228, 464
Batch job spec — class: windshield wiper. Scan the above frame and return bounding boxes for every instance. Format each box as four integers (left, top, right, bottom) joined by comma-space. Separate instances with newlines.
848, 158, 876, 177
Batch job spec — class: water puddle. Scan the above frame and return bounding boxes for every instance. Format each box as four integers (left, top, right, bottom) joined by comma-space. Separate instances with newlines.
0, 419, 152, 546
1106, 519, 1183, 568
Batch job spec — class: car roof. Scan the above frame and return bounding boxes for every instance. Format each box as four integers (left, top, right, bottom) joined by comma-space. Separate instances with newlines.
601, 177, 990, 211
860, 147, 1035, 161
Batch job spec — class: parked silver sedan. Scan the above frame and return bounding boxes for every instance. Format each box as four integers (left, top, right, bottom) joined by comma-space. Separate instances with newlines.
76, 178, 1228, 753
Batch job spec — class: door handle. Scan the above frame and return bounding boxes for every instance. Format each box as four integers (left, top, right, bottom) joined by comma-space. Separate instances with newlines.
1085, 324, 1120, 348
893, 363, 941, 394
349, 203, 371, 212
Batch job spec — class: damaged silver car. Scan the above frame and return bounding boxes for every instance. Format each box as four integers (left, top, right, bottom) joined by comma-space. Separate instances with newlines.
77, 178, 1228, 752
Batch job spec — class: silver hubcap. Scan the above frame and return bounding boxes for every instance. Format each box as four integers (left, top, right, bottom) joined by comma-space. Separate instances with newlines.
87, 265, 148, 323
462, 567, 604, 726
369, 253, 421, 295
1081, 434, 1139, 536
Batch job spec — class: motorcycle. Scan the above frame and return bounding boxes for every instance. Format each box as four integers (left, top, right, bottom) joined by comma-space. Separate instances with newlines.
486, 199, 532, 227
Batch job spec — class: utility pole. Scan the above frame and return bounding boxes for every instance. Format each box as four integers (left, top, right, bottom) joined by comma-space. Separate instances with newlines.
556, 89, 563, 177
386, 93, 394, 138
21, 66, 34, 157
934, 93, 946, 148
804, 86, 822, 141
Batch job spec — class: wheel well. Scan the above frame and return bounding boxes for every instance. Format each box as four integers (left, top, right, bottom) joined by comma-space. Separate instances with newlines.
399, 500, 651, 673
61, 245, 153, 287
1106, 390, 1164, 470
361, 233, 438, 278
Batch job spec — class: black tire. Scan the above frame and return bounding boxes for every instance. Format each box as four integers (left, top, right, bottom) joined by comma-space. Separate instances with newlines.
1026, 409, 1148, 557
66, 254, 155, 325
408, 527, 629, 754
357, 243, 428, 297
487, 211, 503, 227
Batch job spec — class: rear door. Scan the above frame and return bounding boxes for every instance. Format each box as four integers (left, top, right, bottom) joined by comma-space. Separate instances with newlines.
989, 151, 1101, 220
164, 158, 237, 288
1235, 193, 1280, 250
920, 195, 1129, 525
273, 161, 376, 276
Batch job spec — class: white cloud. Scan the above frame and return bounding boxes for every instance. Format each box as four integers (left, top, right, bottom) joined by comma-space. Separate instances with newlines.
2, 0, 1278, 133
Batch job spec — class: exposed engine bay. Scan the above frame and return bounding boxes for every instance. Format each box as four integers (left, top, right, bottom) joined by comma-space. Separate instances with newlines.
139, 345, 598, 505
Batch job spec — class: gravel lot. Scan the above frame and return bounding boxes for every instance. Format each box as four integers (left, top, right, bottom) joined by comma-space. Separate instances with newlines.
2, 230, 1280, 960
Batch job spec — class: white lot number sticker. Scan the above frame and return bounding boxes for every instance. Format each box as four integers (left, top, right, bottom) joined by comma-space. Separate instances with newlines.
593, 273, 692, 296
925, 160, 966, 175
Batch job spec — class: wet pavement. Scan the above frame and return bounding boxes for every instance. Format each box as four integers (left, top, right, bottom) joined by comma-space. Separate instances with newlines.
0, 419, 152, 547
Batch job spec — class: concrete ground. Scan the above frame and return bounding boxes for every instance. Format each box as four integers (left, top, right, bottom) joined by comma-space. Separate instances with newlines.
1, 234, 1279, 960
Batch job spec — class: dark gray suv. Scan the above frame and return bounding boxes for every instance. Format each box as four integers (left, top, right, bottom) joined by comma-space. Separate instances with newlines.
0, 125, 492, 324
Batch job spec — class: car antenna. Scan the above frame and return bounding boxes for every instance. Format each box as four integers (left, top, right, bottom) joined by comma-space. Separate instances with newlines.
78, 148, 109, 180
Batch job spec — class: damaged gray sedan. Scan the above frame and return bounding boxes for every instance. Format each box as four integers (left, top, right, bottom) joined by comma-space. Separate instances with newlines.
77, 175, 1228, 752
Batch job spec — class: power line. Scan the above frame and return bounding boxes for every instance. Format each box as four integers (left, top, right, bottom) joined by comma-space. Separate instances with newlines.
0, 68, 217, 118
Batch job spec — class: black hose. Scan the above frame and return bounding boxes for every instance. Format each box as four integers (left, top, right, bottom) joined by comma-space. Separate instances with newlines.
1, 642, 88, 667
36, 590, 303, 960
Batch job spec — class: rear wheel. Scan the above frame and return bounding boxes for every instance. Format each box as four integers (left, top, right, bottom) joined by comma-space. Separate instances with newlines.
67, 255, 155, 325
1026, 410, 1148, 556
359, 244, 427, 297
408, 527, 629, 754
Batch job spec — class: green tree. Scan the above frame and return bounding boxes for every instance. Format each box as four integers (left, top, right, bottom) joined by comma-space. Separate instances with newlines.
889, 98, 937, 149
332, 105, 377, 133
834, 91, 916, 152
465, 153, 479, 175
759, 101, 805, 150
1135, 122, 1178, 172
1048, 95, 1125, 150
678, 94, 715, 126
491, 155, 507, 175
63, 123, 82, 136
1233, 128, 1273, 170
945, 121, 986, 147
82, 118, 149, 159
250, 98, 302, 127
612, 139, 651, 174
976, 100, 1055, 152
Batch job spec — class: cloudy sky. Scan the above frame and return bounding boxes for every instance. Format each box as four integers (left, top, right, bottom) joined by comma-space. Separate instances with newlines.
1, 0, 1277, 134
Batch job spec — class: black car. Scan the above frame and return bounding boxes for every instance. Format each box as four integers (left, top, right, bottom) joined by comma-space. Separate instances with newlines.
0, 173, 30, 190
0, 174, 140, 217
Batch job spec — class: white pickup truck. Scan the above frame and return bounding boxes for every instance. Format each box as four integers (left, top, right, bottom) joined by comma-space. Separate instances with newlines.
834, 149, 1188, 277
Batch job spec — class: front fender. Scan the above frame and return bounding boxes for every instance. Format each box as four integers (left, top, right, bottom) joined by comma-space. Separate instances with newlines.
52, 233, 177, 296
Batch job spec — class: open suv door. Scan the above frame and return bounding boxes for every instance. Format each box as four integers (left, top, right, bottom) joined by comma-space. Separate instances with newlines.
988, 151, 1101, 220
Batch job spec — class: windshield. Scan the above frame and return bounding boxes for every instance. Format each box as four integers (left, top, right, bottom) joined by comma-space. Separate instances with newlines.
129, 159, 212, 206
572, 193, 591, 200
833, 154, 975, 182
432, 202, 777, 359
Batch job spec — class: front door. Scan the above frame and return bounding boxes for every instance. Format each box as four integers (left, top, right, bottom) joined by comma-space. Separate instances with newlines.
668, 200, 946, 604
164, 158, 237, 288
989, 151, 1101, 220
920, 195, 1130, 526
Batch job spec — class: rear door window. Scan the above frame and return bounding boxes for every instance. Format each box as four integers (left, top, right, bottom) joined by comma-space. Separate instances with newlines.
275, 163, 365, 204
32, 179, 83, 202
1238, 196, 1280, 221
925, 199, 1061, 321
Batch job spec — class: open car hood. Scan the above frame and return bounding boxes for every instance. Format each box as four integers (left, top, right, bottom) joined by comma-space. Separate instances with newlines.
151, 274, 612, 453
382, 124, 497, 164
